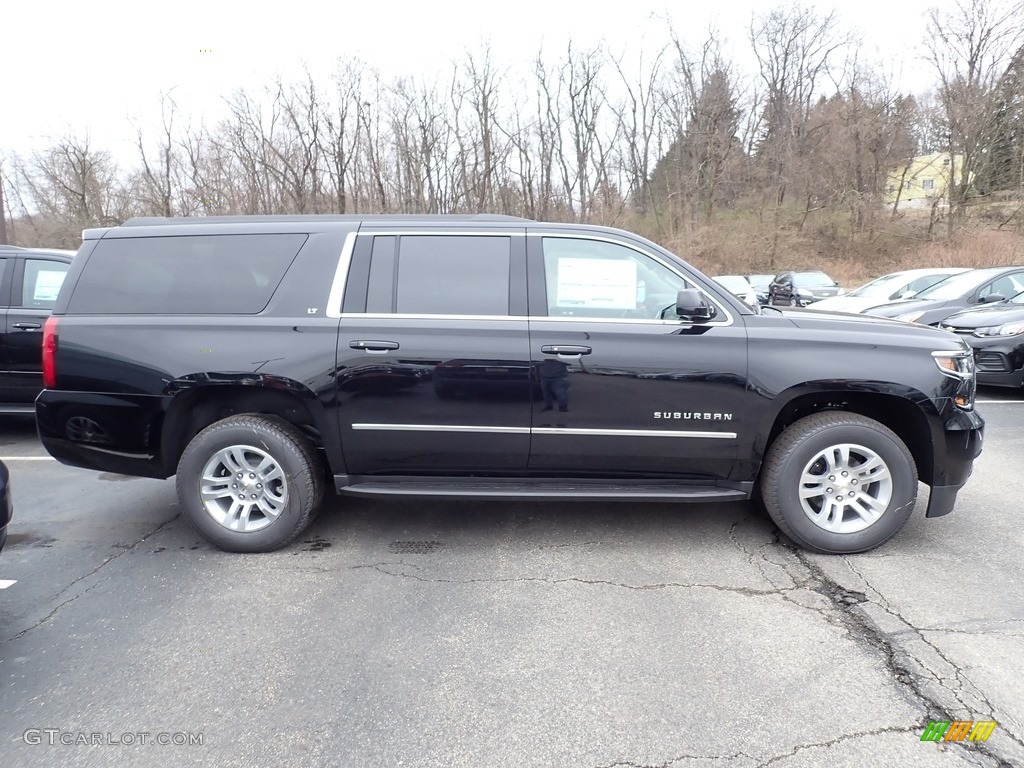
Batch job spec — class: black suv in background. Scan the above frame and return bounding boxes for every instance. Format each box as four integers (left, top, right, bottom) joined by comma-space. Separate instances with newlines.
0, 246, 75, 412
35, 215, 983, 556
940, 290, 1024, 389
768, 270, 843, 306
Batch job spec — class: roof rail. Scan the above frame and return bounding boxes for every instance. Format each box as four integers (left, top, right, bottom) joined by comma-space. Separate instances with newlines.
119, 213, 535, 226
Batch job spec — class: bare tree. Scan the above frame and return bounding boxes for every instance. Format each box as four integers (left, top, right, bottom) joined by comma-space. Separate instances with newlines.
750, 4, 852, 265
925, 0, 1024, 237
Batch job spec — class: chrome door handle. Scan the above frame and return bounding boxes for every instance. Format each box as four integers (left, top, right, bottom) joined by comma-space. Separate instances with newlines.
13, 322, 41, 330
540, 345, 591, 357
349, 340, 400, 354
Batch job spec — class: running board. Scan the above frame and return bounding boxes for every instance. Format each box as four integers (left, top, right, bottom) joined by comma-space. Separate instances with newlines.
335, 477, 747, 503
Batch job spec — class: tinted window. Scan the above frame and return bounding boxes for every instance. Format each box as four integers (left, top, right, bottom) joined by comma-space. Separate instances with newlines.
542, 237, 690, 319
395, 235, 510, 315
22, 258, 70, 309
366, 236, 397, 313
917, 269, 1003, 299
68, 234, 307, 314
980, 273, 1024, 300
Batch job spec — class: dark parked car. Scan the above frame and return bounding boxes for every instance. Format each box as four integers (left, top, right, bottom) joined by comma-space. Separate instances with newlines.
36, 214, 983, 556
0, 459, 11, 555
0, 246, 75, 413
940, 290, 1024, 388
768, 270, 844, 306
866, 266, 1024, 326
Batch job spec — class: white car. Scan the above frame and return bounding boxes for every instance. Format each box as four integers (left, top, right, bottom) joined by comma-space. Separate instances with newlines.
813, 268, 969, 313
712, 275, 759, 307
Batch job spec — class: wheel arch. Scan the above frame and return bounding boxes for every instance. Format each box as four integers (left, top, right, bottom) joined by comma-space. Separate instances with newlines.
757, 387, 937, 486
160, 381, 340, 478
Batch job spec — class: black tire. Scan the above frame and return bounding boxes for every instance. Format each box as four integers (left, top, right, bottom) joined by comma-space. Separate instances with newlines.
788, 296, 798, 307
175, 415, 325, 553
760, 412, 918, 554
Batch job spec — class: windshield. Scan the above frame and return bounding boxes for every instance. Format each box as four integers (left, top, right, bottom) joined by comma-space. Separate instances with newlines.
793, 272, 836, 288
850, 274, 912, 298
1011, 291, 1024, 305
714, 276, 749, 291
747, 274, 773, 289
916, 269, 1002, 300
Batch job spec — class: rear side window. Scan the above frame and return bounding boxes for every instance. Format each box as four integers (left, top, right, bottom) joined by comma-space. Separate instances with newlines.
394, 235, 510, 316
67, 234, 308, 314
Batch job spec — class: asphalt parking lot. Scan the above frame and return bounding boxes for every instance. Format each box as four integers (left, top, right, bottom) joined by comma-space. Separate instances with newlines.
1, 391, 1022, 768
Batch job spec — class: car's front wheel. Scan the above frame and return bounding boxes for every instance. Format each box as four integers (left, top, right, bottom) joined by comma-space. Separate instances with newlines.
760, 412, 918, 554
176, 415, 325, 552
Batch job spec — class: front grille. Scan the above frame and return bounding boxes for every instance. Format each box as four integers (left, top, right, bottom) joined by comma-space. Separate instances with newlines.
975, 351, 1010, 372
941, 324, 974, 335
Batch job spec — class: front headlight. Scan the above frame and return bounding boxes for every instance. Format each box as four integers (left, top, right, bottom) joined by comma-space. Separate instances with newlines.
894, 310, 925, 323
932, 351, 974, 377
932, 349, 976, 410
974, 322, 1024, 337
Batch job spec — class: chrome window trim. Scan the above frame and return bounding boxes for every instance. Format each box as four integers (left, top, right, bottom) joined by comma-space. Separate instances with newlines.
530, 230, 735, 326
351, 423, 737, 439
340, 312, 718, 327
327, 227, 736, 325
325, 232, 357, 319
355, 230, 526, 236
327, 230, 521, 317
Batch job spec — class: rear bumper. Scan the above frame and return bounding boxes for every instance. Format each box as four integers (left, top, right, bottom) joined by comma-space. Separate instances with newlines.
35, 391, 169, 479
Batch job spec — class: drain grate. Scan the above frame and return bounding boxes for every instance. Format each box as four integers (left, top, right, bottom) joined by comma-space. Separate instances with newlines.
389, 540, 445, 554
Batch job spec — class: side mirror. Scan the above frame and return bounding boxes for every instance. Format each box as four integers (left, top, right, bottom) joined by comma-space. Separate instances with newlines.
675, 288, 713, 322
980, 293, 1006, 304
898, 290, 917, 300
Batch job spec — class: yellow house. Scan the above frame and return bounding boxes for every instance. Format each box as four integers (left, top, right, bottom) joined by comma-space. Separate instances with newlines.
883, 152, 969, 210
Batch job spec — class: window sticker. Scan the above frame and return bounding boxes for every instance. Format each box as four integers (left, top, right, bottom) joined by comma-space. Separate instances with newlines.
34, 270, 67, 302
555, 257, 637, 310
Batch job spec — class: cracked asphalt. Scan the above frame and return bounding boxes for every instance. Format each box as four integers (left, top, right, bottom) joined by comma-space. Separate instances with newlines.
1, 391, 1022, 768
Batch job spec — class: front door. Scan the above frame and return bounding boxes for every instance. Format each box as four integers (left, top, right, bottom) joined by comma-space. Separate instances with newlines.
335, 229, 533, 475
526, 232, 749, 482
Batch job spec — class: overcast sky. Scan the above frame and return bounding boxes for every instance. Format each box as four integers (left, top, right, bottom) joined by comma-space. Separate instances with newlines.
1, 0, 950, 165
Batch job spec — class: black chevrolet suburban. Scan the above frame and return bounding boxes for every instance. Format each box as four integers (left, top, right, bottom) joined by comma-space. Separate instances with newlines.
35, 215, 984, 554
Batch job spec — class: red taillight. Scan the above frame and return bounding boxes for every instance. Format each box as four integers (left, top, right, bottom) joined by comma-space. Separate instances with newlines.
42, 316, 59, 389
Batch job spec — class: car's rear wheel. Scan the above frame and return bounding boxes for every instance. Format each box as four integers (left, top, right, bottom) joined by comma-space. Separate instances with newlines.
176, 415, 325, 552
760, 412, 918, 554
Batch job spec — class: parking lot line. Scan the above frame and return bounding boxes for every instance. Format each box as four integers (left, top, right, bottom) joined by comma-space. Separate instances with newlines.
0, 456, 56, 461
977, 400, 1024, 404
0, 580, 17, 589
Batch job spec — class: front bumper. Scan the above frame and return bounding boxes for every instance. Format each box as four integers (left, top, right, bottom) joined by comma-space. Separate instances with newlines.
925, 410, 984, 518
964, 334, 1024, 389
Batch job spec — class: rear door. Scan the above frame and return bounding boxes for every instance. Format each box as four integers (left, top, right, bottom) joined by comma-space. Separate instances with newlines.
3, 256, 69, 405
335, 226, 532, 474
